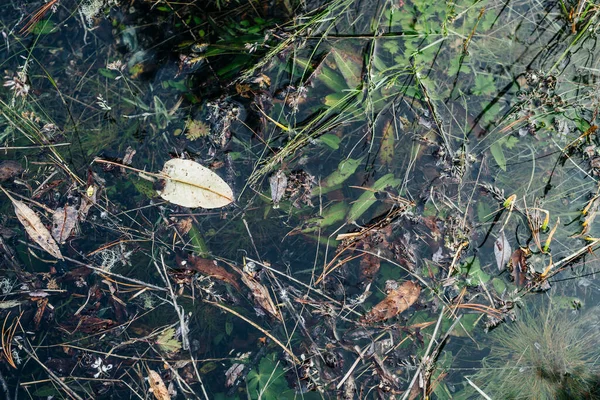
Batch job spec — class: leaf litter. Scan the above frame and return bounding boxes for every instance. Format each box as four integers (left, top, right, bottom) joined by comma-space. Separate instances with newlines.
4, 0, 600, 399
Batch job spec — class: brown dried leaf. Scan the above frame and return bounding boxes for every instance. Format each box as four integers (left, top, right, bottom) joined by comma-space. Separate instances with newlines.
52, 205, 78, 244
240, 273, 282, 321
359, 250, 381, 281
175, 217, 193, 236
361, 281, 420, 324
0, 160, 23, 182
148, 370, 170, 400
510, 248, 529, 287
187, 255, 241, 291
1, 187, 63, 260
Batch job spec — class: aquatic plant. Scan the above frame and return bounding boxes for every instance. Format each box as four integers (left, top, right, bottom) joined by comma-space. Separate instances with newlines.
246, 353, 294, 400
469, 304, 600, 399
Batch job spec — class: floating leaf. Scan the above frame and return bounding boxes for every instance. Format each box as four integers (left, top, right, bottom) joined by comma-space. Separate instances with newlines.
1, 187, 63, 260
157, 159, 233, 209
52, 205, 78, 244
361, 281, 420, 323
147, 370, 170, 400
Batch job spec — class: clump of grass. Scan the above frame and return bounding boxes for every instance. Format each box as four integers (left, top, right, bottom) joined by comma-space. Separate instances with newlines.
470, 303, 600, 399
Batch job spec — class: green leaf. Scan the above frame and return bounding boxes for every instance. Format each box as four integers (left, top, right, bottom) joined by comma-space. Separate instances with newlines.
347, 173, 401, 222
504, 136, 519, 150
156, 328, 182, 354
302, 202, 348, 233
316, 157, 363, 195
473, 74, 497, 96
490, 141, 506, 171
459, 257, 490, 285
331, 48, 362, 88
98, 68, 118, 79
30, 19, 56, 35
382, 40, 400, 55
246, 354, 293, 400
319, 133, 341, 150
492, 277, 507, 295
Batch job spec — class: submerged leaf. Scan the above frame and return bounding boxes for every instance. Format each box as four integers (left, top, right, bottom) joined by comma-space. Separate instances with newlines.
157, 159, 233, 209
269, 170, 287, 209
493, 231, 511, 272
1, 187, 63, 260
347, 173, 401, 222
147, 370, 170, 400
379, 120, 395, 167
156, 328, 182, 355
241, 273, 282, 321
52, 205, 78, 244
490, 142, 506, 171
331, 48, 362, 88
317, 157, 363, 195
361, 281, 420, 323
187, 255, 240, 291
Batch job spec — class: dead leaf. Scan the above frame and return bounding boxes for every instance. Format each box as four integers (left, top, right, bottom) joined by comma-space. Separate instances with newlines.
187, 255, 241, 291
1, 187, 63, 260
493, 231, 511, 272
225, 363, 245, 387
359, 248, 381, 281
0, 160, 23, 182
148, 370, 170, 400
52, 205, 78, 244
240, 272, 282, 321
509, 248, 529, 287
173, 217, 193, 236
269, 170, 287, 209
157, 159, 233, 209
361, 281, 420, 324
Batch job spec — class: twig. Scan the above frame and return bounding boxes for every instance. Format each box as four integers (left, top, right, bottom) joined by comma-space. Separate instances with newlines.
465, 377, 493, 400
0, 143, 71, 150
21, 341, 85, 400
20, 240, 167, 291
401, 307, 462, 400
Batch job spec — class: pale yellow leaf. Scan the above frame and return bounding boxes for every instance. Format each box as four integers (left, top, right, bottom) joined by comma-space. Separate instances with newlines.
1, 187, 63, 260
157, 159, 233, 209
148, 370, 170, 400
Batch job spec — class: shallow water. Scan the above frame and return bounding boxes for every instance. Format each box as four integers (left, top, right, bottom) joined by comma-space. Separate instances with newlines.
1, 0, 600, 399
